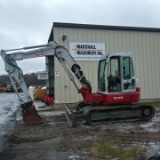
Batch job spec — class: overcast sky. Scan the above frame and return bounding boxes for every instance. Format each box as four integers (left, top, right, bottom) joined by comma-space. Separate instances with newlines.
0, 0, 160, 75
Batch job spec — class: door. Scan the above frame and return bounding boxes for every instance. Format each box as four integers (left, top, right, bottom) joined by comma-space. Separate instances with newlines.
122, 56, 135, 91
98, 59, 106, 92
107, 56, 121, 92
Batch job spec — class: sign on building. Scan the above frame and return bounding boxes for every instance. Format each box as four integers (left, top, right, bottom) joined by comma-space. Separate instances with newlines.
69, 42, 105, 61
37, 71, 48, 80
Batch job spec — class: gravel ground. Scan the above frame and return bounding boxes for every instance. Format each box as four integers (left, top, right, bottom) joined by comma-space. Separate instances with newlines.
0, 93, 160, 160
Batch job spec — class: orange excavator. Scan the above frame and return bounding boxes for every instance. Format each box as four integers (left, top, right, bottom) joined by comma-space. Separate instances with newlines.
0, 41, 155, 126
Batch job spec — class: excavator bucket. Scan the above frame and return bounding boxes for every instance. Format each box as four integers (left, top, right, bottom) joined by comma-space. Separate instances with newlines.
23, 105, 46, 125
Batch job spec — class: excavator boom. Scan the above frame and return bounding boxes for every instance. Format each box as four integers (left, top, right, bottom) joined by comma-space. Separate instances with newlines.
0, 41, 91, 125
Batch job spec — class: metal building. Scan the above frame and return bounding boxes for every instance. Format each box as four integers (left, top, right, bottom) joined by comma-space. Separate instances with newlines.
47, 22, 160, 103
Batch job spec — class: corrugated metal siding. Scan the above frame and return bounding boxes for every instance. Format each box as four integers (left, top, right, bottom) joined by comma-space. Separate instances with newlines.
53, 27, 160, 103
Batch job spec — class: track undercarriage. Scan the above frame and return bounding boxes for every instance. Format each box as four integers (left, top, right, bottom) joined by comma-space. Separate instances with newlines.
65, 103, 155, 127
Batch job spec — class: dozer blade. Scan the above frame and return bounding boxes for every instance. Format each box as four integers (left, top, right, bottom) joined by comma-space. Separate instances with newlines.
64, 104, 77, 127
23, 105, 46, 125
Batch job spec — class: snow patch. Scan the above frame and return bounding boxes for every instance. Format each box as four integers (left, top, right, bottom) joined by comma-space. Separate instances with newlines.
40, 110, 65, 117
66, 154, 80, 160
0, 93, 19, 151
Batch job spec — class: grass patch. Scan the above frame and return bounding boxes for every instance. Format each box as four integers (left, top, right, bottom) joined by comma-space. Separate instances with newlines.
88, 143, 140, 160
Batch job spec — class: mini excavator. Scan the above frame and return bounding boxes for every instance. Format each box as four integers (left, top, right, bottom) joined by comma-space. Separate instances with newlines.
0, 41, 155, 126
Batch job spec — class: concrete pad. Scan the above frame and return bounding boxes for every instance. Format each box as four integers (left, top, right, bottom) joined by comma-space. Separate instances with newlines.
33, 100, 54, 111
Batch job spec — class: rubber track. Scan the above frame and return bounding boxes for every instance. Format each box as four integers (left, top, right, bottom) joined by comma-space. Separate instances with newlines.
84, 104, 155, 124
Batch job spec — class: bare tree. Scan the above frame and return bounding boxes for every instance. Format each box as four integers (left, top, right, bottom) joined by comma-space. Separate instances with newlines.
0, 73, 46, 87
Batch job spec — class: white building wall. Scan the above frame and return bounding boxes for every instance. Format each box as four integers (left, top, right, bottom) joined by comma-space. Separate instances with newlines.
53, 26, 160, 103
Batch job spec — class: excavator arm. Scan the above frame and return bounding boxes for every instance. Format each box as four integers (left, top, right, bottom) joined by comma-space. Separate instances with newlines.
0, 41, 91, 125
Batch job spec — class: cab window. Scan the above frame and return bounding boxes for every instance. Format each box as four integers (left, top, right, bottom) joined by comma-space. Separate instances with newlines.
98, 60, 106, 91
107, 56, 121, 92
123, 57, 134, 79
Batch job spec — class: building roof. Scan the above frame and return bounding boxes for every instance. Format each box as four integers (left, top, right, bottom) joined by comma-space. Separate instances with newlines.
48, 22, 160, 42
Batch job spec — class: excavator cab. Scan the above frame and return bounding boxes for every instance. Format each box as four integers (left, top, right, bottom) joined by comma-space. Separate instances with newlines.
96, 53, 140, 105
98, 53, 137, 94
